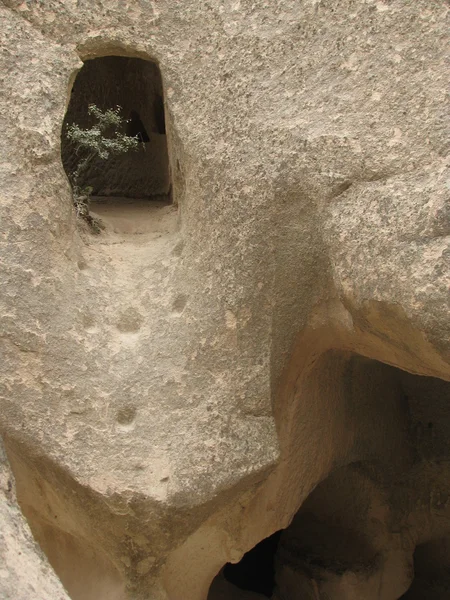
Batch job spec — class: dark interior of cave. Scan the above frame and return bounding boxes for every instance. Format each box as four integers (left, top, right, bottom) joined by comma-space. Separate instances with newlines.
223, 531, 282, 597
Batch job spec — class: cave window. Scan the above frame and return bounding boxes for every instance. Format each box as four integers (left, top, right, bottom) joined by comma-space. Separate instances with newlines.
62, 55, 170, 201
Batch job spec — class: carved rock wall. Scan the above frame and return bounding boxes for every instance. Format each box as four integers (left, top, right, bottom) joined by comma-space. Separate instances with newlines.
0, 1, 448, 599
0, 440, 70, 600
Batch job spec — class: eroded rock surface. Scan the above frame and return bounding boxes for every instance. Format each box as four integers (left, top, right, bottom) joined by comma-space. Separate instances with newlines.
0, 439, 70, 600
0, 1, 448, 599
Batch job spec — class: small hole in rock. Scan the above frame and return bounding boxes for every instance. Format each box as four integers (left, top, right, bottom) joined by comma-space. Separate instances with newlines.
116, 406, 136, 426
172, 294, 188, 314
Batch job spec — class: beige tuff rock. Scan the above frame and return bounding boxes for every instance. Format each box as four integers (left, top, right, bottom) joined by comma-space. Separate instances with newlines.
0, 1, 448, 599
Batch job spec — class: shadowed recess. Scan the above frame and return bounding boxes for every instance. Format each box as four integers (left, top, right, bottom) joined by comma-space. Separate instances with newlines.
223, 531, 282, 597
208, 355, 450, 600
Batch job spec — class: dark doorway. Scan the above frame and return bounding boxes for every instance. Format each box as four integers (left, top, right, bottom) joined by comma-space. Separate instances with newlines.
223, 531, 282, 597
61, 56, 170, 200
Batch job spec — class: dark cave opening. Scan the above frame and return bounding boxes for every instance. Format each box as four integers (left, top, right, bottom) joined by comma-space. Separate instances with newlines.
400, 540, 450, 599
223, 531, 282, 597
61, 55, 170, 200
207, 355, 450, 600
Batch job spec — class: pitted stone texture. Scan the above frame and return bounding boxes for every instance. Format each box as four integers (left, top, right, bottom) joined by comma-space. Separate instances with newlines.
0, 1, 449, 599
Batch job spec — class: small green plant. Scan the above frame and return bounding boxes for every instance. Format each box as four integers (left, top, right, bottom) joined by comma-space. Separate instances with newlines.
66, 104, 140, 231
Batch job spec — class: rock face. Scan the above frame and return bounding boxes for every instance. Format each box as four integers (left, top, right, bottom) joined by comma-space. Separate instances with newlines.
0, 440, 70, 600
0, 1, 448, 600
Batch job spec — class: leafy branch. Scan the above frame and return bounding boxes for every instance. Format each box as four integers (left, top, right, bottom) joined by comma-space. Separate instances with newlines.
66, 104, 140, 231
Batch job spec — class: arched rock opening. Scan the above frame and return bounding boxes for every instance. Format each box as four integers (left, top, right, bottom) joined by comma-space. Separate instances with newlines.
61, 56, 170, 200
207, 354, 450, 600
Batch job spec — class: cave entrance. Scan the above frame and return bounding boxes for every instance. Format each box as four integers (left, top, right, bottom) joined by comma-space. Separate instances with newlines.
61, 56, 170, 202
207, 354, 450, 600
